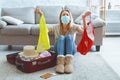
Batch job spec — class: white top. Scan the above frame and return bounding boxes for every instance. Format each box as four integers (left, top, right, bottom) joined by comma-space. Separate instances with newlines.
50, 24, 80, 42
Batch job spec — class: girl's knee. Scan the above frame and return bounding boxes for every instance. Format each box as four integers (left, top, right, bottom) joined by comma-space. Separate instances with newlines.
59, 35, 65, 39
56, 35, 65, 46
65, 35, 72, 41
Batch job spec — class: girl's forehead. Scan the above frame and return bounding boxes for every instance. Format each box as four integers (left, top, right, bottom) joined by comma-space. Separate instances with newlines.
62, 11, 69, 15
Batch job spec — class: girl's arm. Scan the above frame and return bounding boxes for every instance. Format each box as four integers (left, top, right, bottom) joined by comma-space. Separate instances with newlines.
82, 11, 91, 27
76, 11, 91, 34
35, 7, 53, 32
76, 26, 83, 34
35, 7, 43, 17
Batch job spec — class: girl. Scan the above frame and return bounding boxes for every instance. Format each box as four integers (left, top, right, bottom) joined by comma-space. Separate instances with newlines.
36, 7, 84, 74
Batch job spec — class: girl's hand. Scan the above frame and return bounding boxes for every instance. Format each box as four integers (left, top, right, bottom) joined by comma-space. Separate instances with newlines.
82, 11, 91, 19
82, 11, 91, 26
35, 7, 43, 16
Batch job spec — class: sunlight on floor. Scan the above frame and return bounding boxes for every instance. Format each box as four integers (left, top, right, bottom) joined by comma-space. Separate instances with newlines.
100, 37, 120, 76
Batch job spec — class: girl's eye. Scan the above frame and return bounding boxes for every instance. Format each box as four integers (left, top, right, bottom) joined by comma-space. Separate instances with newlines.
63, 14, 69, 16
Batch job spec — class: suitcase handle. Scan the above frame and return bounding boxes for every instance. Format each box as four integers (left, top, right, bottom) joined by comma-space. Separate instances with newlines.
38, 59, 51, 65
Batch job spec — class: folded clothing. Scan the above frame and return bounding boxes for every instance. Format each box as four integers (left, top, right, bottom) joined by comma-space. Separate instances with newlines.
18, 51, 52, 61
39, 51, 52, 58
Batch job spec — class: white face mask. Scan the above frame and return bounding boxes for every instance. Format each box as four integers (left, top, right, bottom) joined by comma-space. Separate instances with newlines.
61, 16, 70, 24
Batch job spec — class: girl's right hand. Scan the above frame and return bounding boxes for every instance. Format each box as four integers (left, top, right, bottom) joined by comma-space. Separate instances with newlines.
35, 7, 43, 16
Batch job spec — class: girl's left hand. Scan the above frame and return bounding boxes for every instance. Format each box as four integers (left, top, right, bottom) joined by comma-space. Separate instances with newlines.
82, 11, 91, 19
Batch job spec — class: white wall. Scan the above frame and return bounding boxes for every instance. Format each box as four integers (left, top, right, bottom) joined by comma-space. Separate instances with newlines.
0, 0, 102, 16
0, 0, 1, 16
0, 0, 88, 8
106, 0, 120, 9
